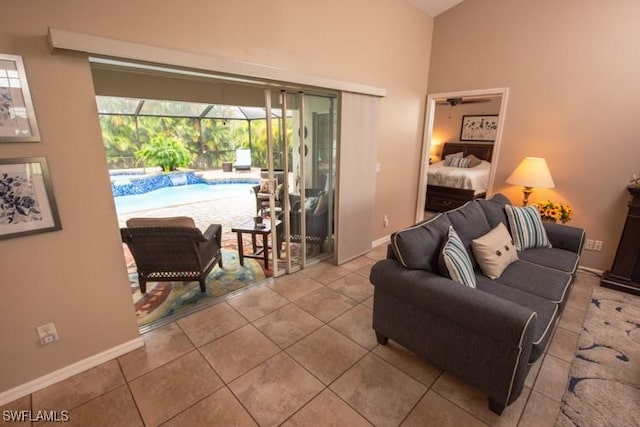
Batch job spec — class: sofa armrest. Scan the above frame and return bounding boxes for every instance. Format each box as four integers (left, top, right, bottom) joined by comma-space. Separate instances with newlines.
543, 222, 585, 254
370, 260, 536, 346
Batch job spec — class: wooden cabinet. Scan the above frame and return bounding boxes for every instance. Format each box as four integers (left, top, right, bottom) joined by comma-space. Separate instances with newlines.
601, 186, 640, 295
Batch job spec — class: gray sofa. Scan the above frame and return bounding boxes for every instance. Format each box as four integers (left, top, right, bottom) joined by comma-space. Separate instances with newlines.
370, 193, 585, 414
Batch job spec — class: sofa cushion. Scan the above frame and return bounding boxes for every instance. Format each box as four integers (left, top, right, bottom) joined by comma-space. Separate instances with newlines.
476, 276, 558, 362
446, 201, 492, 267
494, 261, 572, 308
126, 216, 196, 228
440, 226, 477, 288
518, 248, 580, 275
505, 205, 551, 251
390, 214, 452, 271
472, 223, 518, 279
477, 193, 511, 229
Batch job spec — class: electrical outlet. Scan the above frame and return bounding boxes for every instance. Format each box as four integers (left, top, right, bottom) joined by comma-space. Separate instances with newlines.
584, 239, 594, 250
593, 240, 604, 252
383, 215, 389, 228
37, 323, 59, 345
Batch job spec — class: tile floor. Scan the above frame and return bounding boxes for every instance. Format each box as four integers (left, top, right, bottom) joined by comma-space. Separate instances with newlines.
1, 246, 600, 426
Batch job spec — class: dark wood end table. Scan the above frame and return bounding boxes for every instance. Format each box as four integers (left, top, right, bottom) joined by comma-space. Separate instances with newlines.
231, 219, 281, 270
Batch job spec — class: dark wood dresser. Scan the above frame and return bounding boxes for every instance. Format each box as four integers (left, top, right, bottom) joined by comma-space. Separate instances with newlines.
601, 185, 640, 295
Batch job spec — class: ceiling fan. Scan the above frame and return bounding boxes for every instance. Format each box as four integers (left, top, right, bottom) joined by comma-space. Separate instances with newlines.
436, 97, 491, 107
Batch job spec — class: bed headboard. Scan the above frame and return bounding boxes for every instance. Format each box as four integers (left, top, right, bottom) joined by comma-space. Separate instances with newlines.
441, 142, 494, 162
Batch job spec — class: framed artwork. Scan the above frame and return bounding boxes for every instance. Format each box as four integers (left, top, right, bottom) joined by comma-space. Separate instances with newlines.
0, 54, 40, 142
0, 157, 62, 240
460, 115, 499, 142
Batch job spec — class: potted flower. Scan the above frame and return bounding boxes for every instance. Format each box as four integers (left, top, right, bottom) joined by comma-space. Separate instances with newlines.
536, 200, 573, 223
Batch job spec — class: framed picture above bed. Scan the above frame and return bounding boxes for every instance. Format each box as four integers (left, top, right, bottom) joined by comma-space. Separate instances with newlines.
460, 115, 499, 142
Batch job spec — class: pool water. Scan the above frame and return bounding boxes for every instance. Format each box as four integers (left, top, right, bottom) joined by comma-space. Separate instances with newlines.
114, 183, 254, 214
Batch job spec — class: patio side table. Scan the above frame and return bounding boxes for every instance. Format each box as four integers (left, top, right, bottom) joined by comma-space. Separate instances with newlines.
222, 161, 233, 172
231, 219, 281, 270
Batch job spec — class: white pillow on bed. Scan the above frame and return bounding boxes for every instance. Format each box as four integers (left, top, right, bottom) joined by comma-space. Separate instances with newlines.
465, 154, 484, 168
444, 151, 464, 160
444, 157, 472, 168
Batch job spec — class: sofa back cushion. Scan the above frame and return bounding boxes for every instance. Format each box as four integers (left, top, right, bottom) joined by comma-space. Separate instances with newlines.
477, 193, 512, 229
390, 213, 452, 271
445, 201, 491, 267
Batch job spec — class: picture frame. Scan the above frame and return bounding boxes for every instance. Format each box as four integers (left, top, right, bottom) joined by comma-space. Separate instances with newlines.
0, 157, 62, 240
0, 54, 40, 142
460, 115, 499, 142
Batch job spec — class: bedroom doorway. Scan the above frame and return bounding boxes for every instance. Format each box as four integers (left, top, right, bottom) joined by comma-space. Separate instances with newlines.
416, 88, 510, 223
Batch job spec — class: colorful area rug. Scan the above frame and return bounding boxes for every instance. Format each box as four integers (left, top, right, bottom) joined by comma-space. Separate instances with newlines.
124, 245, 270, 327
556, 287, 640, 426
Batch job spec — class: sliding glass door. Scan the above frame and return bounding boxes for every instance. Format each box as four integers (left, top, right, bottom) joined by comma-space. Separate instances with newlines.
264, 89, 337, 275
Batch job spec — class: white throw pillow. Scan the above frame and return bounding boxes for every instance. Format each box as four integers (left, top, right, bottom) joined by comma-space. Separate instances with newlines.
472, 223, 518, 279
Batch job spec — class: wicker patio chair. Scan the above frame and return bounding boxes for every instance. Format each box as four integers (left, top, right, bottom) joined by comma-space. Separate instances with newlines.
121, 217, 223, 293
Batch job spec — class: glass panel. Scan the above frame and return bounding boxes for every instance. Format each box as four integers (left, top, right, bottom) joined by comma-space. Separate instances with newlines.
238, 106, 268, 120
205, 105, 247, 120
96, 96, 141, 115
99, 115, 139, 168
200, 119, 249, 169
301, 95, 336, 261
139, 99, 209, 117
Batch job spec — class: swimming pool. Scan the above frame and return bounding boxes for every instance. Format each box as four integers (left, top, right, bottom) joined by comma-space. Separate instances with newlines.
114, 183, 255, 214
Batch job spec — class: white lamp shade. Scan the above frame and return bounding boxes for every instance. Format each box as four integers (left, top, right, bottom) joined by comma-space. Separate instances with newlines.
506, 157, 555, 188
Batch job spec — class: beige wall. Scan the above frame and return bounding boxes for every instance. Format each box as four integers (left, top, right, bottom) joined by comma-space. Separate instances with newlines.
429, 0, 640, 270
0, 0, 432, 393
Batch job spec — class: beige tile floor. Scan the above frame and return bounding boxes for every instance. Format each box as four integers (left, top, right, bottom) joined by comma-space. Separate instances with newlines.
2, 247, 600, 426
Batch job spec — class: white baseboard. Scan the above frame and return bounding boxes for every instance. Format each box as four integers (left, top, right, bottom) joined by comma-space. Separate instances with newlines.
578, 265, 605, 276
372, 235, 391, 247
0, 337, 144, 407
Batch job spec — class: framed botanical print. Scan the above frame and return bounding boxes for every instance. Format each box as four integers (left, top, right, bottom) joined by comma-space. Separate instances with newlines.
0, 157, 61, 240
460, 115, 499, 142
0, 54, 40, 142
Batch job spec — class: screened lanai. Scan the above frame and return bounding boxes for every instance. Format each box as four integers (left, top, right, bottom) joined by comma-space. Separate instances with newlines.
96, 95, 290, 171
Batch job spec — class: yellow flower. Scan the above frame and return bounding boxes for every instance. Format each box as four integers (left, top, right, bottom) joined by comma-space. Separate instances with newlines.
533, 200, 572, 223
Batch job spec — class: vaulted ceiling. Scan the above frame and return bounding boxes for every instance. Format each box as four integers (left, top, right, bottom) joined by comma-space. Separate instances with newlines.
405, 0, 463, 17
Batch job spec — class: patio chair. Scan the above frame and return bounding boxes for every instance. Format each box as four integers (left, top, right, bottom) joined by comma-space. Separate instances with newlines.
288, 190, 330, 253
252, 169, 285, 215
234, 148, 252, 171
120, 216, 223, 293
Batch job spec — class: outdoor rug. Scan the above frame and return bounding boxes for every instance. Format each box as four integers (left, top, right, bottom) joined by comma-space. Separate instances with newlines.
556, 287, 640, 426
125, 247, 269, 327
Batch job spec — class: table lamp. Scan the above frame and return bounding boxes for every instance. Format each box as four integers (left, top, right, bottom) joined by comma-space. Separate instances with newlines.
506, 157, 555, 205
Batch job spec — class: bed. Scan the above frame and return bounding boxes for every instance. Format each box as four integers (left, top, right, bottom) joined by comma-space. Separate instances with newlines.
425, 142, 494, 212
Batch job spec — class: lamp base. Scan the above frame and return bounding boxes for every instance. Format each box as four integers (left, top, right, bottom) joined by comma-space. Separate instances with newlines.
522, 187, 533, 206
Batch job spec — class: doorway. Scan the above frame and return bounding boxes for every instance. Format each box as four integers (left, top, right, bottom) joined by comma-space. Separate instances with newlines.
91, 61, 339, 329
416, 88, 510, 223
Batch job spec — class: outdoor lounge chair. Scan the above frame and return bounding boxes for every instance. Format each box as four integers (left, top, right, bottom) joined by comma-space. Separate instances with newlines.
234, 148, 252, 171
120, 216, 223, 293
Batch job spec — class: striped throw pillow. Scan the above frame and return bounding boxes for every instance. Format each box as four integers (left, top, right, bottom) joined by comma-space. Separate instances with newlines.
444, 157, 472, 168
505, 205, 552, 251
441, 226, 476, 288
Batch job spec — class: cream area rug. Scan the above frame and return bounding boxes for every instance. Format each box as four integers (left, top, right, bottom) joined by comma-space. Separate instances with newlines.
556, 287, 640, 426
